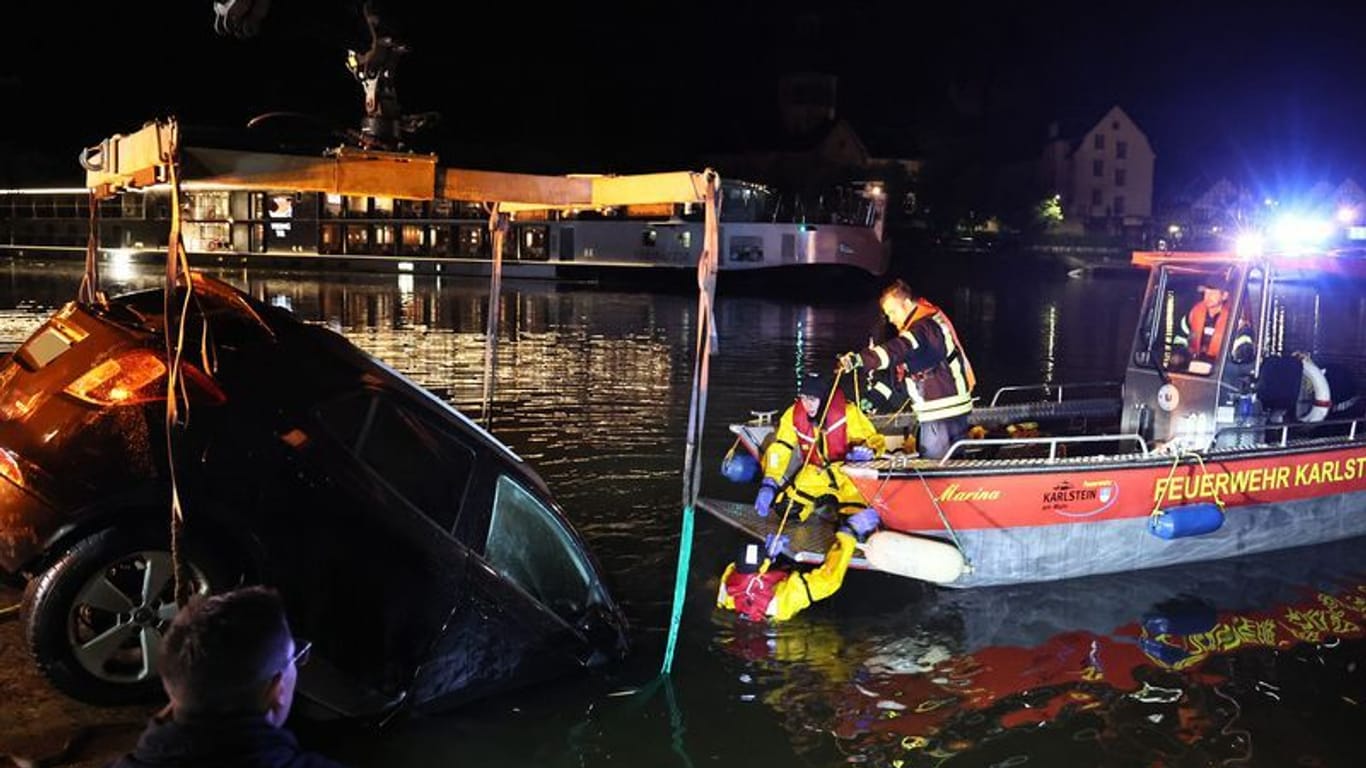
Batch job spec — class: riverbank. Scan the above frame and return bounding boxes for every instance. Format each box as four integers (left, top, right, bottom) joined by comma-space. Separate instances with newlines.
0, 584, 149, 768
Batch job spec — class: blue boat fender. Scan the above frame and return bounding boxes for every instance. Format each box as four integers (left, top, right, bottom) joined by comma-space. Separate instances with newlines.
1142, 596, 1218, 636
1140, 637, 1193, 667
1148, 502, 1224, 540
721, 451, 760, 483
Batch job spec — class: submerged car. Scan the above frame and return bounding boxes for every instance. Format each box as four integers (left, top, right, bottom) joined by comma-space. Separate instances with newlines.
0, 275, 627, 716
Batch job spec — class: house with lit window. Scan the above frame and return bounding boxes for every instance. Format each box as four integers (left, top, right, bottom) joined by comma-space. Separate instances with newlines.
1039, 105, 1155, 234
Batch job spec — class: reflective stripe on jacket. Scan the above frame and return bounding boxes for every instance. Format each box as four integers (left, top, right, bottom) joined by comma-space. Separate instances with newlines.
791, 388, 849, 466
1180, 305, 1253, 361
763, 394, 885, 487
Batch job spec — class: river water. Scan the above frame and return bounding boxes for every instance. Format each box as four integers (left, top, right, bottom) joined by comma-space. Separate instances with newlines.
2, 253, 1364, 767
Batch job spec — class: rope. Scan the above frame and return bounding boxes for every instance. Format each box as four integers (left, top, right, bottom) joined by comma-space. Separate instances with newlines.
720, 434, 742, 465
661, 171, 720, 676
868, 383, 916, 428
161, 129, 196, 607
78, 190, 102, 305
760, 368, 845, 574
1151, 451, 1185, 517
1150, 450, 1225, 519
481, 205, 508, 428
910, 462, 972, 569
663, 671, 698, 768
660, 503, 695, 675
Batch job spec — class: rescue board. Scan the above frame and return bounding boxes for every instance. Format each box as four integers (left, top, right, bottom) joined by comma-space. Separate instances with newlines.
695, 497, 875, 570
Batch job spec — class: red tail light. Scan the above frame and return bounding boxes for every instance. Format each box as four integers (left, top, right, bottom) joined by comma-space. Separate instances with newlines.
64, 350, 168, 405
62, 350, 228, 408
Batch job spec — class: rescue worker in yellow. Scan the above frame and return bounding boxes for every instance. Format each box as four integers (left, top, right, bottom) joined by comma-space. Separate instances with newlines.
837, 279, 975, 460
716, 508, 879, 622
754, 370, 885, 523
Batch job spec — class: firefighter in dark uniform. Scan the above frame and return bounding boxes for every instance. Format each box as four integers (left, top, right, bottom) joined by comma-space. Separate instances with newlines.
837, 279, 975, 460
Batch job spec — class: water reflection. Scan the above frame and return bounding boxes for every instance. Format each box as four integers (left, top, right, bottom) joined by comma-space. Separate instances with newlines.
706, 536, 1366, 767
1041, 302, 1059, 385
1, 257, 1363, 766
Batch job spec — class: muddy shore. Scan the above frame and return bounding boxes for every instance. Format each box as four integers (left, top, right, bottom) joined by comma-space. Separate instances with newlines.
0, 584, 150, 768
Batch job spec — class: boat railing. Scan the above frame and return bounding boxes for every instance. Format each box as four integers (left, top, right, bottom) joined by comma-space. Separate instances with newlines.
1211, 416, 1366, 449
938, 432, 1152, 465
988, 380, 1123, 407
746, 410, 779, 426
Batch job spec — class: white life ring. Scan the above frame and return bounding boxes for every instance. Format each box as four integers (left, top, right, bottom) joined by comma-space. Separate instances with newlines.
1297, 355, 1332, 423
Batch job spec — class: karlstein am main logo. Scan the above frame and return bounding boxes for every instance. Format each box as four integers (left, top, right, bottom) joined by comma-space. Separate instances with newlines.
1042, 478, 1119, 518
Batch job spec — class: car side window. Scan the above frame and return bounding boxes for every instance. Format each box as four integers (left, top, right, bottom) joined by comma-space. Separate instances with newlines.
484, 475, 603, 621
319, 393, 475, 531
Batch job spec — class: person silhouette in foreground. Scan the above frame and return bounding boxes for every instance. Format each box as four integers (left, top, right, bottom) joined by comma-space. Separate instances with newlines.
716, 508, 880, 622
107, 585, 348, 768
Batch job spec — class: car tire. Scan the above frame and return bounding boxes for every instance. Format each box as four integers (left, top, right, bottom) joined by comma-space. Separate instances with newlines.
21, 524, 239, 705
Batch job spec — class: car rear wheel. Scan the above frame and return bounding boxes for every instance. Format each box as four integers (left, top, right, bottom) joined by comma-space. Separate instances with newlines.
21, 524, 236, 705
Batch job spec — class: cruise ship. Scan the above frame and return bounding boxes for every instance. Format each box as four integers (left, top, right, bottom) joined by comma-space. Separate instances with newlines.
0, 178, 889, 282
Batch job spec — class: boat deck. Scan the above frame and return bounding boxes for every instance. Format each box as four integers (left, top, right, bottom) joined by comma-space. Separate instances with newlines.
696, 498, 874, 569
850, 417, 1366, 476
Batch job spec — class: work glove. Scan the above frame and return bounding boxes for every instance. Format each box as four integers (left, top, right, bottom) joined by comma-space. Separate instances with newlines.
836, 352, 863, 374
754, 478, 778, 517
764, 532, 791, 560
841, 507, 881, 542
847, 444, 876, 462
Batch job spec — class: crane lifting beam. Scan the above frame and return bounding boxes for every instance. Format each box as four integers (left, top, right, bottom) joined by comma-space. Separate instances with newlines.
83, 119, 712, 209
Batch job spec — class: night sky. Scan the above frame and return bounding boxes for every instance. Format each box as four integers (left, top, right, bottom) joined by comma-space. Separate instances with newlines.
3, 1, 1366, 201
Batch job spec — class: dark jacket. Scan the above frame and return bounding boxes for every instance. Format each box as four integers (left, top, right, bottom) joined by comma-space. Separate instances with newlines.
106, 715, 348, 768
856, 299, 974, 423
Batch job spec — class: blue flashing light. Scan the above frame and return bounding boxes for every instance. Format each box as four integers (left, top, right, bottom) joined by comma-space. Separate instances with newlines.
1270, 213, 1335, 251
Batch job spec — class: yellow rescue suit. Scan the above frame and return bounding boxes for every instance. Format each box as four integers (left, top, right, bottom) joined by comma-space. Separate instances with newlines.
762, 393, 885, 521
716, 531, 859, 622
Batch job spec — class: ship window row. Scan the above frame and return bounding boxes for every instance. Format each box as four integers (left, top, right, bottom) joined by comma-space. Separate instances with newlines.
4, 187, 882, 229
0, 195, 147, 219
0, 219, 554, 260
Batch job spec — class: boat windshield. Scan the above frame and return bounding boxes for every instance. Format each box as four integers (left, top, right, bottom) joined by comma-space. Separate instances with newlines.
719, 183, 778, 222
710, 182, 881, 226
1134, 265, 1256, 377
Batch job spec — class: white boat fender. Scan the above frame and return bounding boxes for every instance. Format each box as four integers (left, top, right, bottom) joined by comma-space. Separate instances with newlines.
1297, 355, 1331, 423
1148, 502, 1224, 540
861, 530, 967, 583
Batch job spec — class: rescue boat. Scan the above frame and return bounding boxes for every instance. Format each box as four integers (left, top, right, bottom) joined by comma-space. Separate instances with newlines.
702, 247, 1366, 587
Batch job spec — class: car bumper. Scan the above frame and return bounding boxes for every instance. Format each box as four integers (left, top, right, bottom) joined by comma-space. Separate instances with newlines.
0, 471, 63, 575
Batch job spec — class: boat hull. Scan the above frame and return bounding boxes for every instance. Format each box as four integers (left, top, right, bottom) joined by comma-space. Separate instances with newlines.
933, 488, 1366, 586
845, 443, 1366, 587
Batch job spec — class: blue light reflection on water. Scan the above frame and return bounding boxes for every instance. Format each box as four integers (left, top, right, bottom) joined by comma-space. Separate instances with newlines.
1, 257, 1364, 767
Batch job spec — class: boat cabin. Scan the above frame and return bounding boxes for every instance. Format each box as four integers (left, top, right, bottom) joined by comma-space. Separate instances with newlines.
1123, 249, 1366, 450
